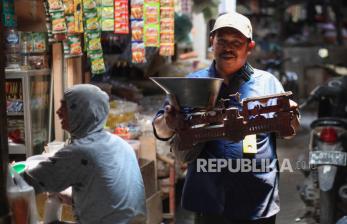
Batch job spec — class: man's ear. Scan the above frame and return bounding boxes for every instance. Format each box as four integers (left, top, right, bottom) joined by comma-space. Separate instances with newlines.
209, 35, 214, 47
248, 40, 256, 50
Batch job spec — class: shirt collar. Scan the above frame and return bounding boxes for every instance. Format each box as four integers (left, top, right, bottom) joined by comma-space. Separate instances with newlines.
208, 60, 254, 83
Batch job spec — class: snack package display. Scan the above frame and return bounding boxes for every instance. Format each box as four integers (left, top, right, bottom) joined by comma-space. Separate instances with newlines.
130, 3, 143, 20
74, 0, 84, 33
65, 34, 83, 57
66, 15, 76, 33
85, 11, 100, 31
114, 0, 129, 34
131, 42, 146, 63
87, 32, 102, 53
131, 20, 143, 41
159, 43, 174, 56
159, 0, 174, 56
143, 1, 160, 47
101, 0, 114, 31
48, 0, 64, 12
63, 0, 74, 14
130, 0, 145, 63
51, 11, 67, 34
144, 26, 159, 47
90, 53, 106, 74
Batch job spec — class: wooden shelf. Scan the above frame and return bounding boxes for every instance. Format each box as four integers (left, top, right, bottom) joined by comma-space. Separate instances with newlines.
8, 142, 26, 154
7, 112, 24, 116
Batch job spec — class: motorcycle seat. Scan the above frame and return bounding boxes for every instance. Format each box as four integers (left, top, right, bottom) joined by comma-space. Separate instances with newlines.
311, 117, 347, 129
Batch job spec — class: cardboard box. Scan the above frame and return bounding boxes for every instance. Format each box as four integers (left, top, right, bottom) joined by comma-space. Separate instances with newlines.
139, 158, 157, 199
146, 191, 162, 224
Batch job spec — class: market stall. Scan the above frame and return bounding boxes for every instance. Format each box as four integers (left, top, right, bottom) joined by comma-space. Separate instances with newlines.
1, 0, 184, 223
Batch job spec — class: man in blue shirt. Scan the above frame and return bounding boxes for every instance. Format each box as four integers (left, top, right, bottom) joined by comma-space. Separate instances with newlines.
153, 12, 300, 224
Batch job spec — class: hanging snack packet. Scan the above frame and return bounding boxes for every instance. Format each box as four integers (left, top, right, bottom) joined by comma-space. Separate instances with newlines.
131, 20, 143, 41
131, 42, 146, 64
130, 3, 143, 20
101, 5, 114, 31
63, 40, 70, 56
114, 0, 129, 34
144, 25, 159, 47
68, 34, 83, 56
51, 11, 67, 34
144, 4, 159, 24
144, 0, 159, 3
74, 0, 84, 33
160, 0, 173, 7
90, 53, 106, 74
85, 11, 100, 31
83, 0, 97, 10
48, 0, 64, 11
102, 6, 114, 18
102, 0, 114, 6
159, 43, 174, 56
101, 19, 114, 31
160, 7, 174, 19
63, 0, 74, 15
87, 32, 102, 53
66, 15, 76, 33
32, 33, 47, 53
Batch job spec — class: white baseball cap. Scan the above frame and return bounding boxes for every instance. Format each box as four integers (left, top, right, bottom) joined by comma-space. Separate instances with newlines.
210, 12, 253, 40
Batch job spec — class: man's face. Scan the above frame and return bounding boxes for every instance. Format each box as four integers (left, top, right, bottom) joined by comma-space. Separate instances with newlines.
211, 28, 253, 76
57, 100, 70, 131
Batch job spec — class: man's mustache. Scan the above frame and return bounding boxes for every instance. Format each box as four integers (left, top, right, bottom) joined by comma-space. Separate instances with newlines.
220, 51, 237, 58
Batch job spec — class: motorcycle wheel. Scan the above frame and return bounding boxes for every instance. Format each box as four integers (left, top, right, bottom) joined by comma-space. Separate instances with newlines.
320, 189, 336, 224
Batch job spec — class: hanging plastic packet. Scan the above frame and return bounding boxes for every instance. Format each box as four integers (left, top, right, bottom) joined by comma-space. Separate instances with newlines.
63, 0, 74, 15
101, 1, 114, 31
159, 43, 174, 56
48, 0, 64, 12
130, 3, 143, 20
32, 33, 47, 53
66, 15, 76, 33
159, 0, 174, 56
114, 0, 129, 34
90, 53, 106, 74
87, 32, 102, 53
85, 10, 100, 31
160, 0, 173, 7
144, 26, 159, 47
143, 0, 160, 47
63, 40, 70, 55
51, 11, 67, 34
74, 0, 84, 33
83, 0, 97, 10
131, 20, 143, 41
43, 1, 56, 42
132, 42, 146, 64
101, 19, 114, 31
7, 166, 39, 224
68, 34, 83, 57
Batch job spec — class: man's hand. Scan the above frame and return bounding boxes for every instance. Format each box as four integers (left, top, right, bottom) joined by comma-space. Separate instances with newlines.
153, 105, 177, 139
57, 187, 72, 205
285, 99, 301, 139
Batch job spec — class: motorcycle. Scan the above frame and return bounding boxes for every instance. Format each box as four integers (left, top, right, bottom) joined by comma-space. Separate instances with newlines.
259, 57, 299, 100
298, 75, 347, 224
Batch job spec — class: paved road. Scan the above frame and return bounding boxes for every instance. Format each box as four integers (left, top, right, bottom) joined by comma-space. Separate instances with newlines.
175, 111, 317, 224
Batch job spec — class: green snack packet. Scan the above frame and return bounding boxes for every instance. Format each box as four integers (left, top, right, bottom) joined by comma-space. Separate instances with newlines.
87, 32, 102, 52
90, 53, 106, 74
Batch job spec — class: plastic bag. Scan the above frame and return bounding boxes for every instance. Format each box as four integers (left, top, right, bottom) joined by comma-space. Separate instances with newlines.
7, 166, 39, 224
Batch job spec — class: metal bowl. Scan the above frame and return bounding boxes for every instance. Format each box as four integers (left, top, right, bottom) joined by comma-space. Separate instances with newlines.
150, 77, 223, 109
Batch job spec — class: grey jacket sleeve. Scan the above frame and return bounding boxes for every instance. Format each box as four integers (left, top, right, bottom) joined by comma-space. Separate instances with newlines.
25, 147, 90, 193
170, 135, 204, 163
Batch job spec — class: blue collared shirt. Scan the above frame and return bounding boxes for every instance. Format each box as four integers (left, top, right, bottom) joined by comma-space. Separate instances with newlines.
181, 62, 285, 220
